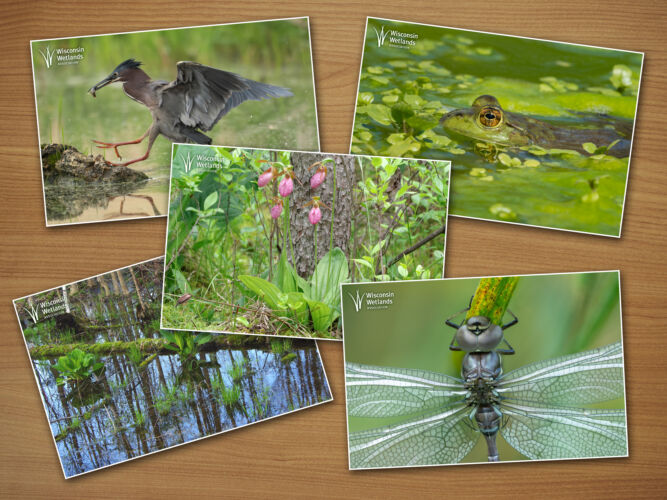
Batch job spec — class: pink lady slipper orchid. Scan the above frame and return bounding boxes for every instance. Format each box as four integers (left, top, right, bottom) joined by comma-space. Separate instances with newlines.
310, 166, 327, 189
309, 205, 322, 225
278, 174, 294, 197
258, 166, 277, 188
271, 202, 283, 219
306, 197, 328, 225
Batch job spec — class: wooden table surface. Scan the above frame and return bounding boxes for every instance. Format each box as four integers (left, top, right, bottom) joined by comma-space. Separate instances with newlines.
1, 1, 666, 498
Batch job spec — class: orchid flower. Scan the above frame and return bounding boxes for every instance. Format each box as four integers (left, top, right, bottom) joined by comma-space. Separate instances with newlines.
278, 172, 294, 197
303, 196, 330, 225
271, 202, 283, 219
258, 166, 277, 187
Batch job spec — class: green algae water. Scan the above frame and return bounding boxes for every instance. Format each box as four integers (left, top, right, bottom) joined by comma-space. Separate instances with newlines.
351, 19, 642, 236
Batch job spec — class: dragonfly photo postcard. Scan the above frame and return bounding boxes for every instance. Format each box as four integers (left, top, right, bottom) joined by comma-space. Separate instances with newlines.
350, 17, 643, 237
13, 257, 331, 479
161, 145, 450, 340
341, 271, 627, 469
31, 17, 319, 226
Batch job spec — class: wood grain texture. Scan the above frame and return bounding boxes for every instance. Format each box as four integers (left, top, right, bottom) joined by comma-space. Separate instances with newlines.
1, 0, 666, 498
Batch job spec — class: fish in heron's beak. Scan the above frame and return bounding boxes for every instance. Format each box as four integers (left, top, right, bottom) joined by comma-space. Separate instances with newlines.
88, 73, 120, 98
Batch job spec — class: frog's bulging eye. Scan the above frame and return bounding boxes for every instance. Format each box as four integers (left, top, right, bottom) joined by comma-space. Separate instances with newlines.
478, 107, 502, 128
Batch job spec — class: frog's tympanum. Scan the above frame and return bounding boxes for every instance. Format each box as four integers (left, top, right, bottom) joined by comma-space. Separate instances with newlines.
439, 95, 631, 158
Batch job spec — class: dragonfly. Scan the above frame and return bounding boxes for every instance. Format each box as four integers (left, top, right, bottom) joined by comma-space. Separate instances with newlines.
346, 341, 627, 468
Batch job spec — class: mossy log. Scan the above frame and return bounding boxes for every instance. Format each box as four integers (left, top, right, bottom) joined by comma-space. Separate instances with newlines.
41, 144, 148, 182
467, 277, 519, 324
29, 334, 312, 359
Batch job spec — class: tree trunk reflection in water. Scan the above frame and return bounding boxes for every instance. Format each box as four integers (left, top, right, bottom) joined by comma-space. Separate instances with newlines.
42, 343, 328, 477
139, 367, 166, 450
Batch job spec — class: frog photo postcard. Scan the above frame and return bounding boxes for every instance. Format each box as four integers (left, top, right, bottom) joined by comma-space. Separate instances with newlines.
160, 144, 451, 340
341, 271, 627, 469
350, 18, 644, 237
12, 257, 332, 479
30, 17, 320, 226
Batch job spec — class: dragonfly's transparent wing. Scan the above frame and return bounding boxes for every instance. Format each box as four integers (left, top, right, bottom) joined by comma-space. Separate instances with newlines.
346, 363, 466, 418
349, 404, 478, 468
501, 403, 627, 460
498, 342, 625, 406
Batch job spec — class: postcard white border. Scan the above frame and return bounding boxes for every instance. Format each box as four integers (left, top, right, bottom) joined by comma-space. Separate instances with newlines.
31, 17, 321, 227
160, 143, 452, 342
339, 269, 628, 470
348, 16, 645, 239
12, 255, 333, 479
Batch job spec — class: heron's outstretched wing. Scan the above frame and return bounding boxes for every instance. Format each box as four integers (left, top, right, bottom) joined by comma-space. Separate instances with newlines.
346, 363, 466, 418
162, 61, 293, 131
498, 342, 625, 406
500, 403, 627, 460
349, 405, 477, 468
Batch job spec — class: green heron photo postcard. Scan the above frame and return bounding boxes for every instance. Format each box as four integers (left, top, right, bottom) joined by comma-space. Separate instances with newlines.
31, 17, 320, 226
341, 272, 627, 469
350, 17, 643, 237
161, 145, 451, 340
13, 257, 331, 479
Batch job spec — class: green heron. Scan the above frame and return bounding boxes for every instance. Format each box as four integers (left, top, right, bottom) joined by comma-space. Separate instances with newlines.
88, 59, 293, 166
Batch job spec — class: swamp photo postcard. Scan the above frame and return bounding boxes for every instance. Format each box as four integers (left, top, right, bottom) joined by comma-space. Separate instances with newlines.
350, 17, 643, 237
31, 18, 320, 226
13, 257, 331, 479
161, 145, 450, 340
341, 271, 627, 469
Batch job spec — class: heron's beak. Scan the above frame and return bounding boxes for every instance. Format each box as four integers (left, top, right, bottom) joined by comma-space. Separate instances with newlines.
88, 74, 119, 98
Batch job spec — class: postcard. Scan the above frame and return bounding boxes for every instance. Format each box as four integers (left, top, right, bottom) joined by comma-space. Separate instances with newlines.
350, 17, 643, 237
341, 271, 627, 469
161, 144, 451, 340
13, 257, 331, 479
31, 18, 320, 226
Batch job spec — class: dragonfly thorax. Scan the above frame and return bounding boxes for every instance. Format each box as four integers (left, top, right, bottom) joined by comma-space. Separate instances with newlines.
461, 351, 502, 383
456, 316, 504, 352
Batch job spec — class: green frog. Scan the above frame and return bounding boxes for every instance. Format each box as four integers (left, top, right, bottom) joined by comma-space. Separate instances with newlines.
439, 95, 631, 158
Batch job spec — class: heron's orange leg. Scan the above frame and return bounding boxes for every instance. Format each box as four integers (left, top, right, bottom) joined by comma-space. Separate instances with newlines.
93, 128, 150, 159
107, 150, 150, 167
103, 127, 158, 167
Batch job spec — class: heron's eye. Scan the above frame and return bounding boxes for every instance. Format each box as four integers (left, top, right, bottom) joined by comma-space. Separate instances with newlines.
478, 107, 502, 128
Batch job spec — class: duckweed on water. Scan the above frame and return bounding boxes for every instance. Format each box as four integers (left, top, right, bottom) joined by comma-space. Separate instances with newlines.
353, 19, 642, 235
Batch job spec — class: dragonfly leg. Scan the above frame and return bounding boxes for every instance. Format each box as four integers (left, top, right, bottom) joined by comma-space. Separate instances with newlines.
445, 306, 469, 330
502, 309, 519, 330
446, 308, 466, 351
496, 338, 515, 355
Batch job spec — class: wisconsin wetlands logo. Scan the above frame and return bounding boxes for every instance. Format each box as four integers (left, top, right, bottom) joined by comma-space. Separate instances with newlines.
37, 45, 85, 68
180, 150, 195, 173
178, 150, 227, 172
347, 289, 395, 312
348, 290, 366, 312
38, 46, 55, 68
23, 287, 70, 323
372, 25, 419, 49
373, 26, 390, 47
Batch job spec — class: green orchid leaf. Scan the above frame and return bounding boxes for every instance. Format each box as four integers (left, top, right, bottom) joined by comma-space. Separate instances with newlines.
239, 275, 287, 311
305, 298, 338, 332
308, 248, 349, 309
